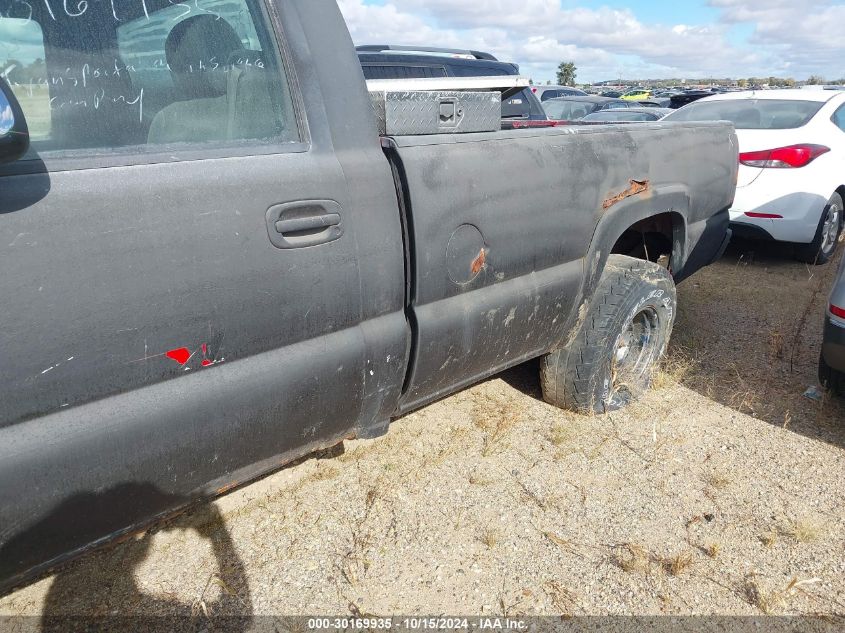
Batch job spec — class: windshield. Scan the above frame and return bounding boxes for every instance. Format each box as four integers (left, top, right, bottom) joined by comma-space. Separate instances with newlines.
543, 100, 599, 120
666, 99, 824, 129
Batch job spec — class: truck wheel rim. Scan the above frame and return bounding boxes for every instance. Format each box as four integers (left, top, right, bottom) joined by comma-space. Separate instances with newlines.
822, 203, 841, 254
611, 306, 660, 402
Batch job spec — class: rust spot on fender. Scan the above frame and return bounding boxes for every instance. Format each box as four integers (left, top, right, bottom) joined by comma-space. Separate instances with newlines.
470, 248, 487, 276
602, 179, 650, 210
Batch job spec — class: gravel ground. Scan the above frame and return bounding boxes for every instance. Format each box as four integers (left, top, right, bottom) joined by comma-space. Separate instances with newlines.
2, 240, 844, 621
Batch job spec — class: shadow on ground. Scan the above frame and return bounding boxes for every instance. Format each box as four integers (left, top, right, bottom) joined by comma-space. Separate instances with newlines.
500, 237, 845, 448
29, 490, 253, 632
670, 238, 845, 448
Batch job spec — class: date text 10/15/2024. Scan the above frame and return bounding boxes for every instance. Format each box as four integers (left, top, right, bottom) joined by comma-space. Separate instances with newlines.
307, 618, 529, 631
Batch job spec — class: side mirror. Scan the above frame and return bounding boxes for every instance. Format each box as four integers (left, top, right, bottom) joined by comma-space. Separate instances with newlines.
0, 75, 30, 164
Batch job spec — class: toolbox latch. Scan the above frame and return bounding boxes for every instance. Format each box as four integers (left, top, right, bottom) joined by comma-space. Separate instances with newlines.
439, 98, 463, 128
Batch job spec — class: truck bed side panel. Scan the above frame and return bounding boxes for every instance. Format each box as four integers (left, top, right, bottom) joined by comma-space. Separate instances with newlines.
391, 122, 736, 410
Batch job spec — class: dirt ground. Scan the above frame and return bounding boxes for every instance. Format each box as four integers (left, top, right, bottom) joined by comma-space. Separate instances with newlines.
2, 239, 844, 622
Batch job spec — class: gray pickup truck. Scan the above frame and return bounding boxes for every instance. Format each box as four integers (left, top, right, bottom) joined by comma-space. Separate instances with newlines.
0, 0, 736, 593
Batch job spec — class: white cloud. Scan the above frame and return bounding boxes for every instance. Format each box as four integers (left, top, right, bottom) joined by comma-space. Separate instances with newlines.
709, 0, 845, 76
0, 105, 14, 133
338, 0, 844, 82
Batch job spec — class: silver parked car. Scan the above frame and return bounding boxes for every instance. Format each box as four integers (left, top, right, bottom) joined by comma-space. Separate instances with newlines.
820, 254, 845, 395
581, 107, 673, 123
531, 85, 587, 101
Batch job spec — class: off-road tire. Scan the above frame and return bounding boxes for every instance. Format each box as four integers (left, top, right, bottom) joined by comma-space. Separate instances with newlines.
819, 354, 844, 397
794, 193, 843, 265
541, 254, 677, 414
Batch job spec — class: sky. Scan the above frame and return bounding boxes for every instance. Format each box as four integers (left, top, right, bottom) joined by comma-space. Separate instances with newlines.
0, 19, 45, 71
339, 0, 845, 84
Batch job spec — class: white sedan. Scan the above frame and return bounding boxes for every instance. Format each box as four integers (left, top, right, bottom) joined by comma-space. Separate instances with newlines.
665, 89, 845, 264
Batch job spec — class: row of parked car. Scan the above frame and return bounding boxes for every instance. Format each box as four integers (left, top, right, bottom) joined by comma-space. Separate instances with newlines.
357, 45, 845, 396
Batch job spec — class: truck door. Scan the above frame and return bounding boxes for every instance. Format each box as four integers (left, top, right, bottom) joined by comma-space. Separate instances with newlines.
0, 0, 406, 584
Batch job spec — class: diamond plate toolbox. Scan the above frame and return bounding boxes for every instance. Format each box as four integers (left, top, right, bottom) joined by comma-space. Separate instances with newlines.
369, 91, 501, 135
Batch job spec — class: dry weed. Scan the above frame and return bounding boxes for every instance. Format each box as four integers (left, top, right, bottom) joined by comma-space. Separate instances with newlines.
543, 580, 579, 616
768, 330, 785, 360
312, 464, 341, 483
742, 574, 822, 614
543, 531, 580, 556
480, 528, 500, 549
472, 393, 521, 457
468, 471, 495, 487
743, 574, 783, 614
704, 543, 721, 559
549, 421, 578, 447
615, 543, 650, 574
782, 517, 824, 543
659, 551, 694, 576
653, 350, 696, 389
615, 543, 696, 577
759, 531, 777, 548
705, 469, 732, 491
727, 378, 763, 416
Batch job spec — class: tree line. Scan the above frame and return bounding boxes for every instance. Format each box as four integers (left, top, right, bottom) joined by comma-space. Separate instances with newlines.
1, 58, 47, 84
546, 61, 844, 88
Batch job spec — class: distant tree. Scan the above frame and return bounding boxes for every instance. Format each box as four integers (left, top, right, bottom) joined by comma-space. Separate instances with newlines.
557, 61, 577, 87
546, 80, 551, 85
1, 59, 23, 83
807, 75, 826, 85
738, 78, 748, 88
25, 58, 46, 82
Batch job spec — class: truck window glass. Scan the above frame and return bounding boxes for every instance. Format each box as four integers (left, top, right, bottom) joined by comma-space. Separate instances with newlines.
502, 89, 533, 119
0, 0, 299, 160
543, 99, 596, 120
0, 18, 50, 139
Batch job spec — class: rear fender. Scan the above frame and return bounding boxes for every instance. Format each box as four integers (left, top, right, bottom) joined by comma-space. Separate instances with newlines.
580, 184, 691, 309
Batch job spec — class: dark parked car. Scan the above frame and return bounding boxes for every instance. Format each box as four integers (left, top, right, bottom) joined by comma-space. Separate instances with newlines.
0, 0, 737, 593
531, 85, 588, 101
820, 254, 845, 396
654, 90, 684, 98
670, 90, 714, 109
356, 45, 548, 126
543, 96, 629, 121
581, 107, 673, 123
638, 98, 672, 108
357, 45, 507, 78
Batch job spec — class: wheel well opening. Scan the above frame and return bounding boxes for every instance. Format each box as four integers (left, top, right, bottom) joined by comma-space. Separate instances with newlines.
611, 213, 677, 267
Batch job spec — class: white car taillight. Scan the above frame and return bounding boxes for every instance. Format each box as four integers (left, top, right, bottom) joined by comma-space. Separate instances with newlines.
739, 144, 830, 168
